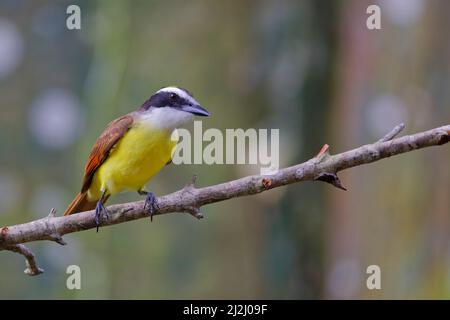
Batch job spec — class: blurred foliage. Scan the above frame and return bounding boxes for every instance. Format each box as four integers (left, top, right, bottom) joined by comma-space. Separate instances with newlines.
0, 0, 449, 299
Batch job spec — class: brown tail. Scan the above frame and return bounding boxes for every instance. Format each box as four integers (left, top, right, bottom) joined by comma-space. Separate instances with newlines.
64, 192, 97, 216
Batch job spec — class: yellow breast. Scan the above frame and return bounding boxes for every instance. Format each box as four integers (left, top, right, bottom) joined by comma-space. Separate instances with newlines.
87, 119, 177, 200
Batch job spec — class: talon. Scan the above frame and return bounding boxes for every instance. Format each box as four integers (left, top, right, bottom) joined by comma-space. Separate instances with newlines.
142, 191, 159, 221
95, 201, 101, 232
94, 199, 109, 232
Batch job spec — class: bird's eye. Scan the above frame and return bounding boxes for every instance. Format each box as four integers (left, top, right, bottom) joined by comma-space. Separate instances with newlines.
170, 93, 176, 100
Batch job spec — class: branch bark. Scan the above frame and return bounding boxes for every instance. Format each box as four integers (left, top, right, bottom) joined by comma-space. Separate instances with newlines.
2, 244, 44, 276
0, 124, 449, 276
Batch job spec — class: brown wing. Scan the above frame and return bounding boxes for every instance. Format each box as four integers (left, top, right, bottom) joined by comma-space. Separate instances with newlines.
80, 114, 134, 193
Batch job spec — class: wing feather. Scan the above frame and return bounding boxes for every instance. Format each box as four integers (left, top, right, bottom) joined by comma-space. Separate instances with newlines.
80, 114, 134, 193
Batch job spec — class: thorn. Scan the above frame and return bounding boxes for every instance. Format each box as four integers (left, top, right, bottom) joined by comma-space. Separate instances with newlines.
47, 208, 57, 218
49, 233, 67, 246
315, 172, 347, 191
316, 144, 330, 160
186, 206, 203, 220
262, 178, 272, 189
1, 226, 9, 238
44, 212, 66, 245
316, 144, 329, 157
378, 123, 405, 142
183, 175, 198, 196
184, 175, 197, 189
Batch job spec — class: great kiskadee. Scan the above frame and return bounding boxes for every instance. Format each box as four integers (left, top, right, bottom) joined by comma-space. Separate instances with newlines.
64, 87, 209, 230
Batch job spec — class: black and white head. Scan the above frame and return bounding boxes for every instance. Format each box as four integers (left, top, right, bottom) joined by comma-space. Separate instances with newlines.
138, 87, 209, 129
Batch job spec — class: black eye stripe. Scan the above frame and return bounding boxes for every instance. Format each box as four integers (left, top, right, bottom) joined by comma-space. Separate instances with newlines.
139, 89, 193, 111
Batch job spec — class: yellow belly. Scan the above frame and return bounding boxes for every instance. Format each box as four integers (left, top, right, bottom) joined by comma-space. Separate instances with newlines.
87, 122, 177, 201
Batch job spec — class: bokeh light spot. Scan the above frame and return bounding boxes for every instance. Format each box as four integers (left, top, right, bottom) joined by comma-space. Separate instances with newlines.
0, 18, 24, 78
366, 94, 408, 139
28, 88, 84, 149
381, 0, 425, 27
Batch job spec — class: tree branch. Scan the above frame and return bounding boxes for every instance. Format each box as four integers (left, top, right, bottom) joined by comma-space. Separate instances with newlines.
377, 123, 405, 142
0, 124, 449, 276
2, 244, 44, 276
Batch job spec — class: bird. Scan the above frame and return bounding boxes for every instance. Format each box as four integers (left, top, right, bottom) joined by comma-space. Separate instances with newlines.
64, 86, 210, 231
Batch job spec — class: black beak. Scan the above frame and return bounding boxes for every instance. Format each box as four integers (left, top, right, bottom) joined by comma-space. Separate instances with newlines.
181, 104, 210, 117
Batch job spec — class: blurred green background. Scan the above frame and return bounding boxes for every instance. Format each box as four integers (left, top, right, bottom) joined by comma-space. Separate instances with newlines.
0, 0, 449, 299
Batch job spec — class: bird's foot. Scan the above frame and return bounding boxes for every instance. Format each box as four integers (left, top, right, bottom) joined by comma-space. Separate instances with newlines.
140, 191, 159, 221
95, 199, 109, 232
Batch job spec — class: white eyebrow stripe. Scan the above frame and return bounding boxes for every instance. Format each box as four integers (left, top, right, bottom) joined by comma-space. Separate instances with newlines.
157, 87, 196, 104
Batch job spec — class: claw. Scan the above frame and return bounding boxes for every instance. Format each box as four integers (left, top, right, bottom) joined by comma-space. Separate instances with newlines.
144, 192, 159, 221
138, 190, 160, 221
94, 199, 109, 232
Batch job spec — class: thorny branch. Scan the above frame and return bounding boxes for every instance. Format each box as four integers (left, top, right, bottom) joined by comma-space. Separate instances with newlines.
0, 123, 449, 276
